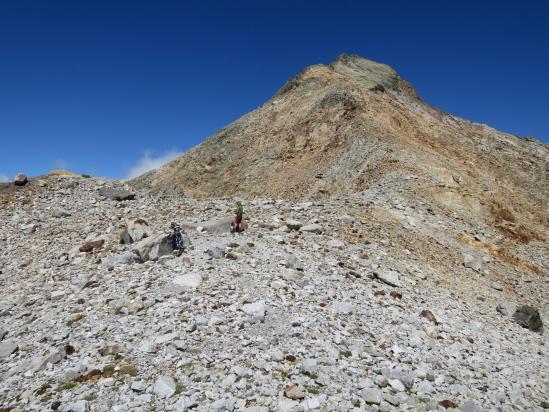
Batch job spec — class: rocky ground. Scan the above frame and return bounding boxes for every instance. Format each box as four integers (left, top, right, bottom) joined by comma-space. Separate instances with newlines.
0, 174, 547, 411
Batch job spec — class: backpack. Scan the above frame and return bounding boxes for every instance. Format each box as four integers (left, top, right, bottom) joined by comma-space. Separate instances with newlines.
172, 226, 185, 250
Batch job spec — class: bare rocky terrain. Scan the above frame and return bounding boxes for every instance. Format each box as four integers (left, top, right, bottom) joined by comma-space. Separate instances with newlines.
0, 55, 548, 411
0, 171, 547, 411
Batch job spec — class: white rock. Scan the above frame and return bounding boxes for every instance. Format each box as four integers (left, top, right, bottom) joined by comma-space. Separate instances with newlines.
327, 239, 345, 249
334, 302, 353, 314
374, 270, 401, 287
172, 272, 202, 291
241, 301, 266, 322
50, 290, 66, 301
302, 358, 318, 375
153, 375, 176, 398
131, 381, 147, 392
62, 400, 89, 412
363, 387, 382, 404
388, 379, 405, 392
300, 224, 323, 234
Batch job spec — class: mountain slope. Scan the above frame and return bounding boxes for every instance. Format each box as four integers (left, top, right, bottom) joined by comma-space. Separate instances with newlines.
131, 54, 548, 245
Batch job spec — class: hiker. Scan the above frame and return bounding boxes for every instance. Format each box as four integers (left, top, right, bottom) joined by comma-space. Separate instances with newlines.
230, 201, 244, 233
171, 223, 188, 251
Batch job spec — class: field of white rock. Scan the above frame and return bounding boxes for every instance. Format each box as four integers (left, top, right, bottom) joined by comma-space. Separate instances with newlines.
0, 175, 547, 411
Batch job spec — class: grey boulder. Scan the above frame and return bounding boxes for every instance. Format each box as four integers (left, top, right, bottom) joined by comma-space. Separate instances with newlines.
512, 305, 543, 333
0, 340, 18, 358
14, 173, 28, 186
132, 232, 173, 262
98, 187, 135, 201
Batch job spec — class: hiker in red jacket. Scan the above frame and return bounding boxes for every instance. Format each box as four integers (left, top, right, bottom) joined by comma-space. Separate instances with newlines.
231, 201, 244, 233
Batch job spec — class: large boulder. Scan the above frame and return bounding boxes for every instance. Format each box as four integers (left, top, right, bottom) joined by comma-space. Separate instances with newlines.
14, 173, 28, 186
119, 218, 152, 244
132, 232, 173, 261
512, 305, 543, 333
102, 251, 141, 268
98, 187, 135, 201
200, 217, 234, 234
199, 216, 248, 234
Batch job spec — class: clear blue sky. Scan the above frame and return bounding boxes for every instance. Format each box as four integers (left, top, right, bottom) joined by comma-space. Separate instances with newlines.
1, 1, 548, 181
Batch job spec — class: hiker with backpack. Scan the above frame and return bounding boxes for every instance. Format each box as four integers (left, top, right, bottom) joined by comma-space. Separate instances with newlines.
171, 223, 190, 251
230, 201, 244, 233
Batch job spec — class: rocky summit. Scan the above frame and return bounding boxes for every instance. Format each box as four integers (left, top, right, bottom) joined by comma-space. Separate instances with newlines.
1, 55, 548, 411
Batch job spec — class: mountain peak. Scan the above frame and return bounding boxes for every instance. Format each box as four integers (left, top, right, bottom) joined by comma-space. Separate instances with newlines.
131, 54, 547, 248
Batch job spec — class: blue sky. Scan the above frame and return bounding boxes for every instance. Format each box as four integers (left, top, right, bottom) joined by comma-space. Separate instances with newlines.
1, 1, 548, 181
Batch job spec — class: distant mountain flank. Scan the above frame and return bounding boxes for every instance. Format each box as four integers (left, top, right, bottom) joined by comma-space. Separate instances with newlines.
131, 54, 548, 244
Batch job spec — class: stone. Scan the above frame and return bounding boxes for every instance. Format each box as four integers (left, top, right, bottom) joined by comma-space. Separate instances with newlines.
300, 224, 323, 234
415, 380, 434, 394
207, 246, 225, 259
0, 340, 18, 358
139, 340, 157, 353
61, 400, 90, 412
463, 253, 482, 271
374, 270, 401, 287
460, 400, 479, 412
420, 309, 439, 325
153, 375, 176, 398
172, 272, 202, 292
491, 281, 503, 291
173, 340, 187, 351
334, 301, 353, 314
340, 214, 355, 225
175, 398, 199, 411
513, 305, 543, 333
79, 239, 105, 253
103, 251, 141, 268
98, 187, 135, 201
363, 387, 382, 404
439, 400, 457, 409
241, 301, 266, 322
14, 173, 28, 186
200, 217, 233, 234
301, 358, 318, 375
286, 254, 304, 271
388, 379, 405, 392
284, 383, 305, 400
50, 290, 66, 301
120, 218, 152, 244
327, 239, 345, 249
53, 208, 71, 218
132, 232, 173, 261
286, 219, 303, 230
131, 381, 147, 392
496, 301, 517, 317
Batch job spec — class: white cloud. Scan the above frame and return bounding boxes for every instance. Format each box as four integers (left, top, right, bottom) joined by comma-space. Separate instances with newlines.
0, 174, 9, 183
125, 149, 182, 180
